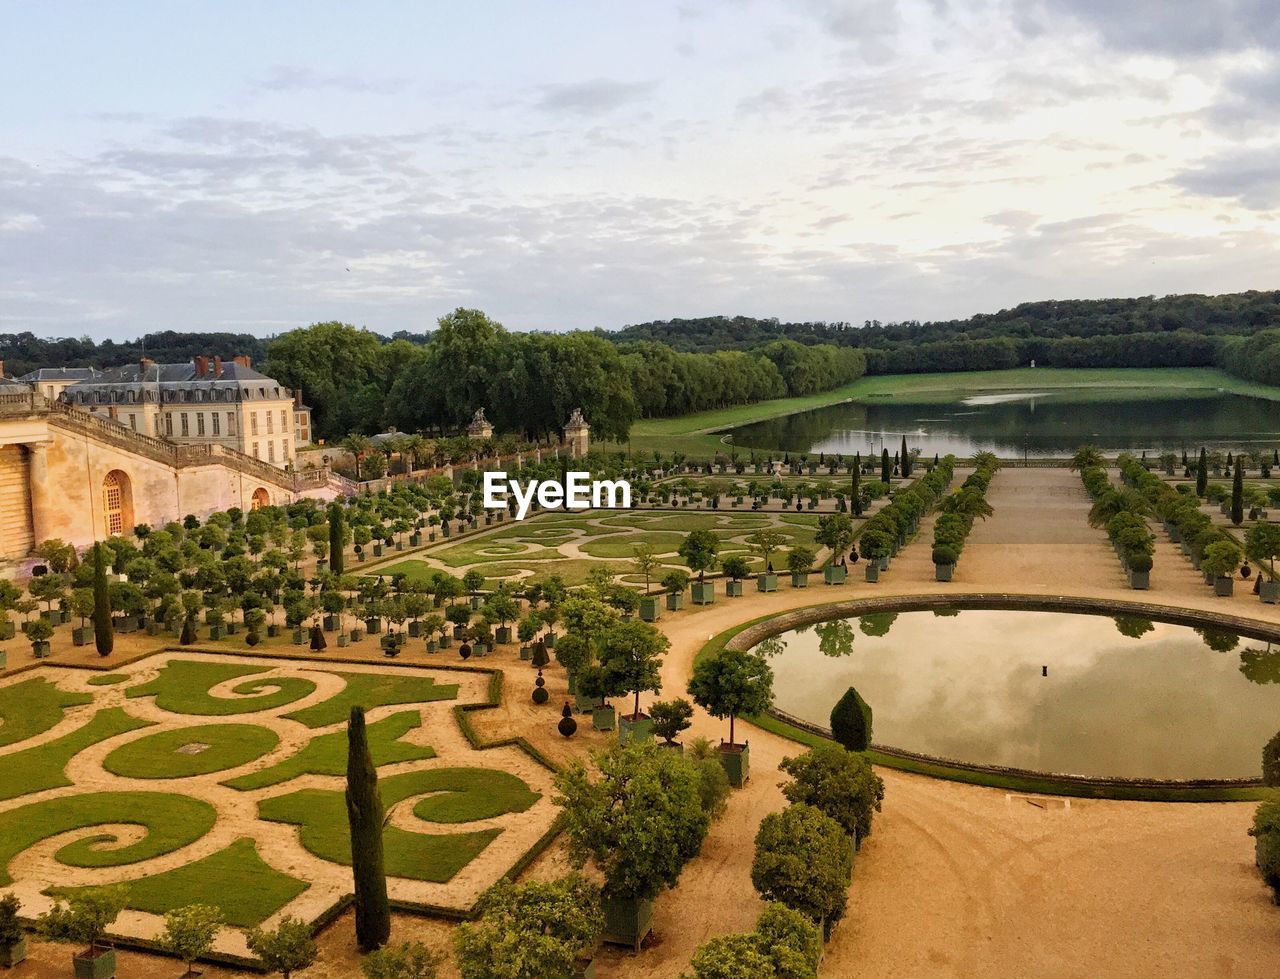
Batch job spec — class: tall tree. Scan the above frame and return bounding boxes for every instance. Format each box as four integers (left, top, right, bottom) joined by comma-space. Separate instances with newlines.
851, 452, 863, 516
900, 435, 910, 478
345, 706, 390, 951
92, 542, 113, 656
880, 448, 891, 485
1232, 461, 1245, 526
327, 503, 346, 576
1196, 448, 1208, 497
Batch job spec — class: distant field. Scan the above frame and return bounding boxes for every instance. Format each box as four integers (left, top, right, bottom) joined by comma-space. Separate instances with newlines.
600, 367, 1280, 458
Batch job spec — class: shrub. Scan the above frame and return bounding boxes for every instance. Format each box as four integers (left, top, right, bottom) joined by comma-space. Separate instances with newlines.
752, 804, 854, 925
246, 916, 317, 978
780, 742, 885, 843
649, 698, 694, 745
363, 941, 440, 979
1264, 733, 1280, 787
829, 686, 872, 752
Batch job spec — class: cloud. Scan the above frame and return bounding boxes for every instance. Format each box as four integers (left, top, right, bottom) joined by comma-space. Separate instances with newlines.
1174, 147, 1280, 210
256, 65, 407, 95
535, 79, 657, 115
804, 0, 903, 63
1013, 0, 1280, 56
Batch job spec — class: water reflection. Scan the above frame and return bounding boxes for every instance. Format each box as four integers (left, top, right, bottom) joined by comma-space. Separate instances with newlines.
726, 390, 1280, 458
765, 609, 1280, 779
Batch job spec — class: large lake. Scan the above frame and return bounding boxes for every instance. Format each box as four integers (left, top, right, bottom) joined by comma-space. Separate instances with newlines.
765, 609, 1280, 780
725, 389, 1280, 458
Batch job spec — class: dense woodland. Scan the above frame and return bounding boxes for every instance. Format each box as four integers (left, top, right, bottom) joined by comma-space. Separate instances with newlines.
3, 290, 1279, 442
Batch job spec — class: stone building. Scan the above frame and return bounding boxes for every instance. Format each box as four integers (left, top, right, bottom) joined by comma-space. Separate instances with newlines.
564, 408, 590, 458
17, 366, 103, 403
56, 355, 310, 467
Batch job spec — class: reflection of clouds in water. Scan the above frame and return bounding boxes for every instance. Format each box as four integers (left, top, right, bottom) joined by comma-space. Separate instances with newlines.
769, 610, 1280, 779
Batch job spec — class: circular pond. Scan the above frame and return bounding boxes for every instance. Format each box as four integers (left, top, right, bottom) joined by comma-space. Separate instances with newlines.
762, 608, 1280, 781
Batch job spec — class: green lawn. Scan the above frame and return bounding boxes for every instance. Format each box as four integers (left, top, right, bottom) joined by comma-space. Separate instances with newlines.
602, 366, 1280, 457
225, 710, 436, 790
127, 660, 318, 716
86, 674, 130, 687
282, 671, 458, 728
259, 767, 540, 882
102, 723, 280, 780
0, 678, 92, 747
0, 708, 153, 801
0, 791, 218, 885
49, 838, 308, 928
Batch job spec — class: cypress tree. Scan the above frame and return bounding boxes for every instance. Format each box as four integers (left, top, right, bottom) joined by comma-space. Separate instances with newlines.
900, 436, 910, 478
92, 542, 113, 657
1196, 448, 1208, 498
1232, 462, 1244, 526
346, 706, 390, 951
851, 453, 863, 517
830, 687, 872, 752
328, 503, 345, 576
880, 448, 891, 484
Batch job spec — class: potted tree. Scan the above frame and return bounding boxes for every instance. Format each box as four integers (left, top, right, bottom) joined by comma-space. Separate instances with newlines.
859, 530, 889, 582
69, 588, 96, 646
721, 556, 749, 598
25, 617, 54, 659
159, 904, 223, 979
747, 529, 784, 592
679, 530, 719, 605
576, 664, 620, 731
649, 698, 694, 752
554, 742, 713, 951
518, 614, 540, 660
932, 543, 959, 582
37, 885, 128, 979
662, 570, 689, 612
632, 543, 661, 620
0, 893, 26, 968
787, 546, 815, 588
464, 570, 486, 610
688, 646, 774, 787
1203, 540, 1242, 597
321, 589, 345, 632
602, 620, 667, 743
422, 614, 445, 653
815, 513, 853, 584
1247, 522, 1280, 604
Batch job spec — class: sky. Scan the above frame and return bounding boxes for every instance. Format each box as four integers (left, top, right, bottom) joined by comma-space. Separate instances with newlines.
1, 0, 1278, 340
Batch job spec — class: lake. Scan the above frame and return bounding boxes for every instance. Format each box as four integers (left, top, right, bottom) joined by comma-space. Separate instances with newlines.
764, 608, 1280, 780
724, 388, 1280, 459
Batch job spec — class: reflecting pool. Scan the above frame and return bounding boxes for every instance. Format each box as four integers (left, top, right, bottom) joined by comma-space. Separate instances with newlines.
763, 609, 1280, 780
725, 389, 1280, 458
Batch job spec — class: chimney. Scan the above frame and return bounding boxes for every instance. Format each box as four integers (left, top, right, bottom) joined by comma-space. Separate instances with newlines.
139, 357, 154, 374
194, 355, 209, 378
294, 387, 303, 408
233, 355, 252, 369
213, 356, 222, 379
0, 359, 5, 379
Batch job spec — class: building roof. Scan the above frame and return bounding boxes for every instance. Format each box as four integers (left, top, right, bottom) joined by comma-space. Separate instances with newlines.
60, 359, 300, 407
0, 375, 28, 388
18, 367, 104, 382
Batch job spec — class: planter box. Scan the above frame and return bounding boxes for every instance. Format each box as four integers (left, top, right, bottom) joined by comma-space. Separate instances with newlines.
691, 582, 715, 605
1215, 577, 1235, 597
267, 624, 280, 638
208, 625, 224, 640
0, 649, 5, 670
373, 544, 384, 557
72, 625, 93, 646
349, 627, 364, 642
592, 705, 616, 731
575, 690, 598, 714
725, 579, 743, 597
878, 556, 890, 571
116, 615, 138, 634
823, 565, 847, 585
438, 635, 451, 648
337, 634, 350, 647
429, 531, 437, 541
790, 572, 809, 588
639, 596, 662, 622
618, 713, 654, 743
1261, 581, 1280, 604
666, 593, 684, 611
32, 640, 51, 659
718, 742, 749, 787
407, 620, 422, 638
519, 645, 531, 660
1129, 570, 1149, 590
935, 563, 954, 582
0, 621, 12, 641
356, 552, 366, 563
1168, 527, 1182, 543
292, 628, 305, 645
494, 626, 512, 644
323, 614, 340, 632
601, 895, 654, 951
544, 633, 556, 649
395, 541, 405, 551
409, 533, 421, 546
865, 563, 880, 583
365, 617, 382, 635
73, 948, 116, 979
470, 596, 484, 611
756, 573, 778, 593
315, 559, 328, 573
41, 609, 65, 625
0, 936, 27, 967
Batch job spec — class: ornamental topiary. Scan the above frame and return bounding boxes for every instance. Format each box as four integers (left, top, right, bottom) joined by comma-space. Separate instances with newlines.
830, 687, 872, 752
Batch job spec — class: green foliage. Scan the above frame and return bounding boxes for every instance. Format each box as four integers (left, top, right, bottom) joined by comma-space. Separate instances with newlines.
247, 915, 318, 979
0, 708, 152, 802
103, 723, 278, 781
785, 545, 815, 574
829, 687, 872, 753
678, 529, 720, 580
1246, 521, 1280, 574
0, 893, 20, 946
720, 555, 751, 581
92, 542, 113, 656
346, 707, 390, 953
554, 741, 711, 901
38, 885, 129, 953
599, 619, 668, 718
687, 902, 822, 979
688, 648, 774, 746
780, 742, 885, 842
0, 678, 91, 747
454, 875, 603, 979
649, 698, 694, 744
1265, 733, 1280, 788
160, 903, 223, 968
751, 804, 854, 924
363, 941, 440, 979
1202, 539, 1243, 580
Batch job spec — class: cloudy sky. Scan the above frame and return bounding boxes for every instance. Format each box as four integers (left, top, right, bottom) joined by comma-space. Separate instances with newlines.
2, 0, 1277, 340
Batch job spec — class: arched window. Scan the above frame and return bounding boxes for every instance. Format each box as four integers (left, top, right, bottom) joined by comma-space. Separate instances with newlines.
102, 470, 134, 536
251, 487, 270, 510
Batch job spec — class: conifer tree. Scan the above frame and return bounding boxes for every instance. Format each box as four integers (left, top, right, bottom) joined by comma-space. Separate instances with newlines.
880, 448, 891, 484
1196, 448, 1208, 497
830, 687, 872, 752
328, 503, 345, 576
900, 436, 910, 478
851, 453, 862, 517
92, 542, 113, 656
346, 706, 390, 951
1232, 461, 1245, 526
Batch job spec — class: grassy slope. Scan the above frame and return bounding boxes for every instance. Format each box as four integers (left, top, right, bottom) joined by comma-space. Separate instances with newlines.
606, 366, 1280, 457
